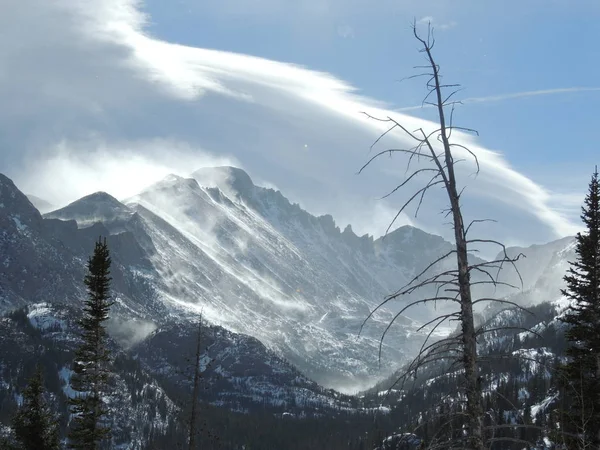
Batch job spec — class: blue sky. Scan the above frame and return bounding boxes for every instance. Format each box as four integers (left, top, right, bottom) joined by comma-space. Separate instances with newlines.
0, 0, 598, 251
144, 0, 600, 180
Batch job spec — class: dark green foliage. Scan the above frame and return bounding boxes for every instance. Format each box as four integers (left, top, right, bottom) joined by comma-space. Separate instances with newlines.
11, 367, 60, 450
144, 405, 391, 450
558, 169, 600, 447
68, 238, 114, 450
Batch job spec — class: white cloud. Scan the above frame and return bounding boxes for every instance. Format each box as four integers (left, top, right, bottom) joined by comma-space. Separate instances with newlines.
416, 15, 457, 30
0, 0, 580, 249
397, 87, 600, 111
464, 87, 600, 103
337, 24, 355, 39
17, 138, 238, 207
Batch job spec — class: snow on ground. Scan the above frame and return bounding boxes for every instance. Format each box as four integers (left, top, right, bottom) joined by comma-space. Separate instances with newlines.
27, 303, 66, 331
59, 367, 77, 398
531, 393, 558, 421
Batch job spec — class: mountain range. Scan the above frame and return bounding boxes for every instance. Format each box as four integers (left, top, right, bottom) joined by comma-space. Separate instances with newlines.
0, 166, 582, 448
1, 167, 575, 392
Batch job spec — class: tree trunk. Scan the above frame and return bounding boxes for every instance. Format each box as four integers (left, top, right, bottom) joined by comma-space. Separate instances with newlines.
188, 319, 202, 450
597, 354, 600, 446
426, 38, 485, 450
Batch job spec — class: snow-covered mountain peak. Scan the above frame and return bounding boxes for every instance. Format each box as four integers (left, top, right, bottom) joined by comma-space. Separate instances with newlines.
139, 173, 201, 194
377, 225, 446, 247
45, 191, 132, 229
49, 191, 125, 213
190, 167, 370, 245
191, 166, 255, 200
161, 173, 186, 183
77, 191, 122, 205
131, 173, 241, 212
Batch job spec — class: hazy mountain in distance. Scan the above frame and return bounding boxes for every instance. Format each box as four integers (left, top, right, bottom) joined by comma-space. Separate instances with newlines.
26, 194, 56, 214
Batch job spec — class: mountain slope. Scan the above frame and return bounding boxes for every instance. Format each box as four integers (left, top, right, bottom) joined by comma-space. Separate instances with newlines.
0, 302, 375, 449
363, 297, 570, 449
0, 174, 166, 322
0, 303, 178, 449
124, 171, 441, 388
1, 168, 576, 390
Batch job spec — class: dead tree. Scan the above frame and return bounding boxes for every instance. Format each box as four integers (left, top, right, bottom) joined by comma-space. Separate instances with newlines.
183, 315, 220, 450
188, 317, 203, 450
359, 22, 529, 450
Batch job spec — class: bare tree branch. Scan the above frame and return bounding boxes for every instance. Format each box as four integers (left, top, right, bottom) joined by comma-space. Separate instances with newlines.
358, 20, 535, 450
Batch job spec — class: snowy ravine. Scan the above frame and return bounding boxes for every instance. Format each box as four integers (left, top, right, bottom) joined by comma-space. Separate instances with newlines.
1, 167, 575, 391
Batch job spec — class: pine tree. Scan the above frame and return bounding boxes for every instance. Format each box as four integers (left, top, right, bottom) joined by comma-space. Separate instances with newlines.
558, 168, 600, 448
68, 237, 114, 450
11, 366, 60, 450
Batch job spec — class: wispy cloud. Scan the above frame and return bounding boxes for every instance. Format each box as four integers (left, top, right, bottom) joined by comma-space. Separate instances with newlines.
17, 138, 237, 207
417, 15, 457, 30
337, 24, 355, 39
397, 87, 600, 111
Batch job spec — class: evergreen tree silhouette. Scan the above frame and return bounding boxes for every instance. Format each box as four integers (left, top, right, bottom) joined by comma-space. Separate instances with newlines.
68, 237, 114, 450
559, 168, 600, 447
12, 366, 60, 450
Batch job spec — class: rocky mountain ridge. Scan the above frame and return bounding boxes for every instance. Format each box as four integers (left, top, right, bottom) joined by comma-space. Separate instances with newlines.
1, 168, 575, 390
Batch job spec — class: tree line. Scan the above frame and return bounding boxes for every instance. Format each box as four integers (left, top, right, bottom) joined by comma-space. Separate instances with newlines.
0, 236, 212, 450
0, 236, 397, 450
1, 238, 116, 450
